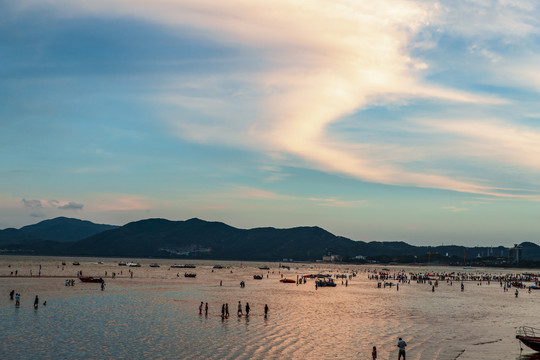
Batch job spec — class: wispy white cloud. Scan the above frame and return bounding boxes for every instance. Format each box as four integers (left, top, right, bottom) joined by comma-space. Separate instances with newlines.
441, 206, 468, 212
14, 0, 540, 198
308, 197, 365, 208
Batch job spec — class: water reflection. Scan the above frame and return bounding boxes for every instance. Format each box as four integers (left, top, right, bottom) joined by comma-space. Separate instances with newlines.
1, 258, 540, 359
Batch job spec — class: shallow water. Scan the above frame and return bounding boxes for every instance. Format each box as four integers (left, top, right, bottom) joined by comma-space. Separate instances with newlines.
1, 256, 539, 359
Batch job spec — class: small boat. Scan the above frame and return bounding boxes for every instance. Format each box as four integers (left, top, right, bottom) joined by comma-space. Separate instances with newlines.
79, 277, 104, 283
118, 262, 127, 266
529, 286, 540, 290
259, 266, 270, 270
127, 262, 141, 267
149, 263, 160, 268
61, 262, 66, 266
184, 273, 197, 278
253, 275, 263, 280
171, 264, 196, 268
213, 265, 224, 269
72, 261, 80, 266
516, 326, 540, 352
280, 278, 296, 283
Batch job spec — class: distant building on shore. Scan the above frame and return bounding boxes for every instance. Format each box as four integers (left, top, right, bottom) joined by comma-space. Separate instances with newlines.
322, 253, 342, 262
509, 244, 522, 263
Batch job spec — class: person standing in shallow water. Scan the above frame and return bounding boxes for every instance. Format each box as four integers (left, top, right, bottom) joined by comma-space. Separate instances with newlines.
237, 301, 243, 316
225, 303, 229, 318
34, 295, 39, 309
205, 302, 208, 316
264, 304, 268, 318
397, 337, 407, 360
199, 302, 203, 315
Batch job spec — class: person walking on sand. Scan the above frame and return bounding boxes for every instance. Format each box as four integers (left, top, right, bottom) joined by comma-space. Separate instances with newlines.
237, 301, 243, 316
397, 337, 407, 360
245, 302, 250, 316
15, 293, 20, 306
225, 303, 229, 318
205, 302, 208, 316
221, 304, 225, 318
372, 346, 377, 360
264, 304, 268, 318
34, 295, 39, 309
10, 290, 14, 300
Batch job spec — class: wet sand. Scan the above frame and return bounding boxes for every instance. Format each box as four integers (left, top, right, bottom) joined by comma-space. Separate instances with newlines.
1, 255, 539, 360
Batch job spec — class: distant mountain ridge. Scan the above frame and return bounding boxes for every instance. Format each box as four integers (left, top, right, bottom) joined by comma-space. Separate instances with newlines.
0, 217, 118, 246
1, 217, 540, 263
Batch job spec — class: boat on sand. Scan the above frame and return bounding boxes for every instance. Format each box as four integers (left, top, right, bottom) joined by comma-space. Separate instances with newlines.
79, 277, 104, 283
280, 278, 295, 283
516, 326, 540, 352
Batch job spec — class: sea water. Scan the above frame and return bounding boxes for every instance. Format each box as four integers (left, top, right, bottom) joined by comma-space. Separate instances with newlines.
0, 256, 539, 360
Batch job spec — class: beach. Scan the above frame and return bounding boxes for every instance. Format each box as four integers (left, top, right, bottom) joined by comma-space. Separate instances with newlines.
1, 256, 539, 360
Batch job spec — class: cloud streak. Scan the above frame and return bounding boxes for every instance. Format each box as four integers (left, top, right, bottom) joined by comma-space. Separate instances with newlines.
13, 0, 540, 198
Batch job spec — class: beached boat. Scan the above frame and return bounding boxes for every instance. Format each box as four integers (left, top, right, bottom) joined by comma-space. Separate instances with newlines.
184, 273, 197, 278
253, 275, 263, 280
118, 262, 127, 266
171, 264, 196, 268
516, 326, 540, 352
280, 278, 296, 283
529, 285, 540, 290
72, 261, 80, 266
79, 277, 103, 283
213, 265, 224, 269
259, 266, 270, 270
149, 263, 160, 268
127, 262, 141, 267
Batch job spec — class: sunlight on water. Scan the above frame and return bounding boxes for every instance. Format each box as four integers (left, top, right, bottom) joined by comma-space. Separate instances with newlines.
1, 257, 539, 359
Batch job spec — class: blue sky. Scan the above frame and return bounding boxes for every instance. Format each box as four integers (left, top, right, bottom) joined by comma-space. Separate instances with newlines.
2, 0, 540, 246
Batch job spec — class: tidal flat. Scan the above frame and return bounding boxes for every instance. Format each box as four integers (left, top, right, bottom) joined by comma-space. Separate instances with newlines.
1, 256, 539, 360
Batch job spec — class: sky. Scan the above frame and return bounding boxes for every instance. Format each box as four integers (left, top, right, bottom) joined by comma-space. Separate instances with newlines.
1, 0, 540, 247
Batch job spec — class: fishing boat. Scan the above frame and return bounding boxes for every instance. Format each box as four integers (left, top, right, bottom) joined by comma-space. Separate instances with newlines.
184, 273, 197, 278
259, 266, 270, 270
253, 275, 263, 280
127, 262, 141, 267
171, 264, 196, 268
118, 262, 127, 266
213, 265, 224, 269
149, 263, 160, 268
280, 278, 296, 283
516, 326, 540, 352
529, 286, 540, 290
72, 261, 80, 266
79, 277, 104, 283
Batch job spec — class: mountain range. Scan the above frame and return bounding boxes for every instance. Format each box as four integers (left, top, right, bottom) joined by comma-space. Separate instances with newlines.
1, 217, 539, 264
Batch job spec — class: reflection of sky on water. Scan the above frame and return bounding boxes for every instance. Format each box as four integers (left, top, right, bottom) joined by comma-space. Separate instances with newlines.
2, 261, 540, 359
